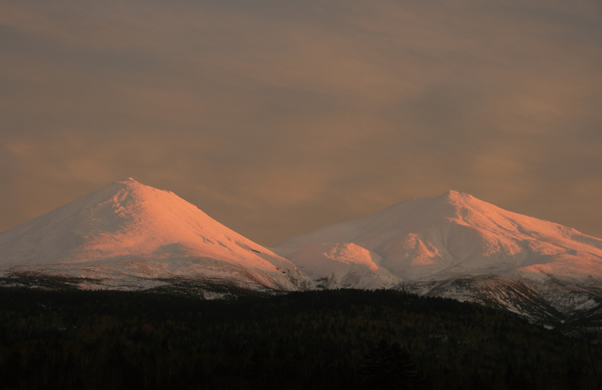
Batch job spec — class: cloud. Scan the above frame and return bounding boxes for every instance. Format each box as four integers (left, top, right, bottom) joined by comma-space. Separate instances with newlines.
0, 0, 601, 244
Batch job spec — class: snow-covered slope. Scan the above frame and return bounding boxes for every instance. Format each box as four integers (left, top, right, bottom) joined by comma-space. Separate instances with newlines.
273, 191, 602, 281
0, 178, 310, 292
3, 183, 602, 327
271, 191, 602, 325
289, 242, 401, 289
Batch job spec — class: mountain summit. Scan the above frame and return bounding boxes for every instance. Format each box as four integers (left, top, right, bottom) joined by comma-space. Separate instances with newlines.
0, 178, 310, 292
273, 190, 602, 281
3, 182, 602, 328
271, 191, 602, 326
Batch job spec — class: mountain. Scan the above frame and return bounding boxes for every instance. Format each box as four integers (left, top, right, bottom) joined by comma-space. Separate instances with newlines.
0, 178, 310, 294
271, 191, 602, 327
3, 182, 602, 329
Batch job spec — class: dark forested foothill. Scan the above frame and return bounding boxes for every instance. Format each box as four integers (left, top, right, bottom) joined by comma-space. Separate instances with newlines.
0, 287, 601, 389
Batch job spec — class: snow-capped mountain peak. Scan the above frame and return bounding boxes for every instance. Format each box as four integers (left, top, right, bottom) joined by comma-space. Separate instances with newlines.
272, 191, 602, 282
271, 191, 602, 326
0, 178, 310, 291
3, 182, 602, 329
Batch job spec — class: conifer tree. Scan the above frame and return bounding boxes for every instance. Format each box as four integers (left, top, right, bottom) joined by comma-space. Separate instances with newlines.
360, 340, 422, 389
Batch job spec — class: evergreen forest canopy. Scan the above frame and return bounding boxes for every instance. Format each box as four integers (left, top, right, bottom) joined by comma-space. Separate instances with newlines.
0, 287, 601, 390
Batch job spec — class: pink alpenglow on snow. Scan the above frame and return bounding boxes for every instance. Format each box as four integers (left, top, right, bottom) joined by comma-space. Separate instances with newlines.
3, 181, 601, 325
0, 178, 310, 291
289, 242, 401, 289
271, 190, 602, 284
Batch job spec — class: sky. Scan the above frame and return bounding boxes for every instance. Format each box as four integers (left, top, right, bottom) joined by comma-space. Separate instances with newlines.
1, 0, 601, 246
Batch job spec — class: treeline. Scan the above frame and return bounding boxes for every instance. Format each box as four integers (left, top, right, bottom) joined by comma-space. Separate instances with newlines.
0, 287, 600, 389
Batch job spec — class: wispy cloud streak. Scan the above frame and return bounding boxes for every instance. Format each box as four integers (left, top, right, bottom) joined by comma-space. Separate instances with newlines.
1, 0, 601, 244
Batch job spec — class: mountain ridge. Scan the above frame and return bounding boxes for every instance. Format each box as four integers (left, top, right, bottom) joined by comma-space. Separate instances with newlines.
272, 189, 602, 281
2, 179, 602, 328
0, 178, 310, 292
270, 189, 602, 327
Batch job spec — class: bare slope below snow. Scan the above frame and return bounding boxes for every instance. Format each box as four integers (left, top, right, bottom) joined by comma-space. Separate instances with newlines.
0, 178, 309, 291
